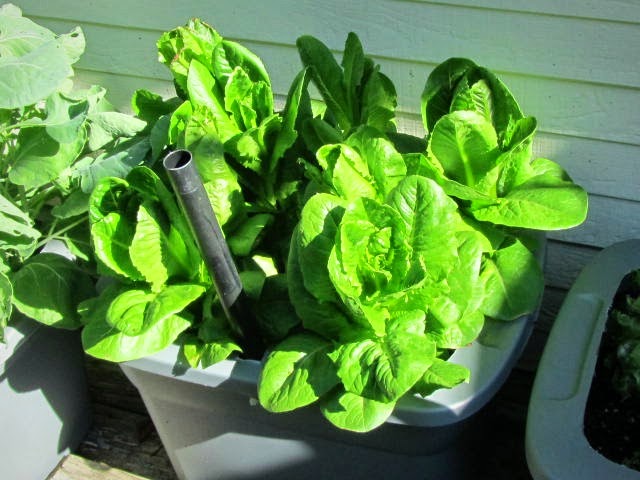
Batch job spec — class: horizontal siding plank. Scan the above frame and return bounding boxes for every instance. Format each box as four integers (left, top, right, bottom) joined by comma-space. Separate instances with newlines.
28, 19, 640, 147
76, 68, 640, 206
394, 0, 640, 24
549, 194, 640, 248
543, 241, 599, 290
532, 134, 640, 204
20, 0, 640, 87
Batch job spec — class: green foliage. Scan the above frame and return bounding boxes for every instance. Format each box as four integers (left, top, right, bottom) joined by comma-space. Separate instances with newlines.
606, 271, 640, 399
420, 58, 588, 230
77, 19, 312, 364
296, 33, 397, 149
0, 5, 148, 340
6, 17, 585, 434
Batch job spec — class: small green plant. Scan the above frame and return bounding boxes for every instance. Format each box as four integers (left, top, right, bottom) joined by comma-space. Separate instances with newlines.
0, 4, 148, 339
607, 270, 640, 399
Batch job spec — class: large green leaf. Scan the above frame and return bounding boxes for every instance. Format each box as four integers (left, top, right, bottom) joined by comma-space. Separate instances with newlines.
181, 334, 241, 369
0, 22, 84, 109
298, 193, 345, 302
0, 193, 40, 259
220, 39, 271, 86
105, 283, 205, 336
10, 253, 94, 329
9, 126, 86, 189
227, 214, 273, 257
258, 333, 339, 412
87, 111, 146, 150
319, 388, 395, 432
386, 175, 464, 276
288, 229, 352, 339
421, 57, 476, 133
360, 70, 397, 132
470, 162, 589, 229
82, 305, 192, 362
77, 138, 150, 194
157, 18, 221, 96
316, 144, 377, 201
297, 35, 351, 131
184, 108, 244, 226
186, 59, 239, 142
129, 201, 168, 291
479, 238, 543, 321
269, 67, 311, 174
131, 89, 180, 125
332, 314, 436, 403
0, 4, 54, 57
91, 212, 142, 281
105, 288, 154, 335
413, 357, 470, 397
427, 110, 500, 188
344, 127, 406, 198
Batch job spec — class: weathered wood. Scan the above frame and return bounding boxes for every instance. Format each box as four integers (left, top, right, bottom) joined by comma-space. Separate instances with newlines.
47, 454, 148, 480
80, 357, 178, 480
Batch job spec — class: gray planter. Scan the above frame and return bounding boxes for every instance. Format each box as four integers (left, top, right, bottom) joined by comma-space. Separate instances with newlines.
121, 299, 539, 480
0, 315, 92, 479
526, 239, 640, 479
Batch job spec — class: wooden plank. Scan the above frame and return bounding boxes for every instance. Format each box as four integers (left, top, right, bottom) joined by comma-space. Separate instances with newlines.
549, 194, 640, 248
543, 241, 599, 290
30, 17, 640, 147
20, 0, 640, 87
393, 0, 640, 24
47, 455, 148, 480
532, 133, 640, 203
71, 70, 174, 116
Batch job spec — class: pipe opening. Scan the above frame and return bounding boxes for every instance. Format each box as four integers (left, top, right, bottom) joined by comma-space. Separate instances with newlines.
163, 150, 192, 170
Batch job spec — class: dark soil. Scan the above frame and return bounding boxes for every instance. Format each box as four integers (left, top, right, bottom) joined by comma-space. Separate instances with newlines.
584, 273, 640, 471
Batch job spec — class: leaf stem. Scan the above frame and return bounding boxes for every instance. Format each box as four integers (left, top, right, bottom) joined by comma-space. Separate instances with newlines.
35, 217, 86, 250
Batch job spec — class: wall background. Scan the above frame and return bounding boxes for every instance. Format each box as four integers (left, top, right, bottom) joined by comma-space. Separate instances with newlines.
15, 0, 640, 368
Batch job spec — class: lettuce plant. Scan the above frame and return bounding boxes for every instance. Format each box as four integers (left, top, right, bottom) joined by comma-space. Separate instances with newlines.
79, 20, 311, 364
0, 5, 147, 340
255, 37, 587, 432
606, 270, 640, 399
66, 23, 587, 433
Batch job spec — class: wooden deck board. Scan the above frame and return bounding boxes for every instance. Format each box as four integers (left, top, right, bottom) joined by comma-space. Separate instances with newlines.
47, 455, 149, 480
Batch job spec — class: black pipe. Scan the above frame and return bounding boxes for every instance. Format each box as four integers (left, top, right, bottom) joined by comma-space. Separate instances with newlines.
163, 150, 263, 359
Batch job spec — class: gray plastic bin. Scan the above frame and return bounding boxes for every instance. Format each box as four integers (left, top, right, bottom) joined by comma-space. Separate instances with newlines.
121, 299, 538, 480
526, 239, 640, 479
0, 316, 91, 479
